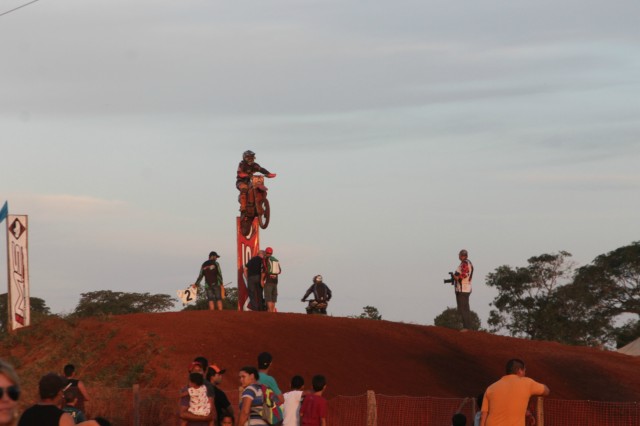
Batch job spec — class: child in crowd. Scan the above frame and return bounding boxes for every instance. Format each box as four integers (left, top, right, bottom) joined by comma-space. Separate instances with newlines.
299, 375, 327, 426
62, 387, 87, 424
181, 372, 213, 426
452, 412, 467, 426
283, 375, 305, 426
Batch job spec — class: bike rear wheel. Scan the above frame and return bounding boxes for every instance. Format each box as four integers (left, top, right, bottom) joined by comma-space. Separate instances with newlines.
258, 198, 270, 229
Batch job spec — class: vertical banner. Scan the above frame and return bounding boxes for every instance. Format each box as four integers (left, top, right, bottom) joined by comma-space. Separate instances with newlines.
237, 217, 259, 311
7, 215, 30, 331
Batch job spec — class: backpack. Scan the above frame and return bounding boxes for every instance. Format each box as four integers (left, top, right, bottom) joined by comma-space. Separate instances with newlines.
267, 258, 281, 275
260, 384, 284, 426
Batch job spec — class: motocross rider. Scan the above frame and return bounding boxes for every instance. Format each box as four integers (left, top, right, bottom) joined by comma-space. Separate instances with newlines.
301, 275, 332, 314
236, 150, 276, 213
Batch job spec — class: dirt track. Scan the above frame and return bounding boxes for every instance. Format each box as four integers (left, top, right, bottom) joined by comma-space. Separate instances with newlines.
5, 310, 640, 402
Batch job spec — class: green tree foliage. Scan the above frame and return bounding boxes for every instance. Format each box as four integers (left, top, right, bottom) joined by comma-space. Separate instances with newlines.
182, 286, 239, 311
434, 307, 481, 331
614, 319, 640, 349
358, 305, 382, 320
73, 290, 174, 317
0, 293, 52, 332
571, 241, 640, 317
486, 251, 579, 341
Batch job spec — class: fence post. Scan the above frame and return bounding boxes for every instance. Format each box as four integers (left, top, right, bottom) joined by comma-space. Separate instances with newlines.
133, 384, 140, 426
536, 397, 544, 426
366, 390, 377, 426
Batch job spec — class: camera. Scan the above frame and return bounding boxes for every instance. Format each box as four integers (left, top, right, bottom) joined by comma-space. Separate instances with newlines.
443, 272, 457, 285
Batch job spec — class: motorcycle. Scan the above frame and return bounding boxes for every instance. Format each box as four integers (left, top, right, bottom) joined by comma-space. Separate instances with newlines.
240, 174, 271, 237
304, 299, 329, 315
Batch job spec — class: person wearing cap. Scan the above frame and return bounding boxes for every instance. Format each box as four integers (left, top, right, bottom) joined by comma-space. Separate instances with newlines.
262, 247, 281, 313
206, 365, 234, 422
244, 250, 266, 311
257, 352, 284, 405
18, 373, 108, 426
453, 249, 474, 331
195, 251, 225, 311
236, 150, 276, 214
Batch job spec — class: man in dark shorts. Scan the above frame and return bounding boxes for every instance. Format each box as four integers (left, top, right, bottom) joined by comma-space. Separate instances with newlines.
262, 247, 281, 313
195, 251, 224, 311
244, 250, 265, 311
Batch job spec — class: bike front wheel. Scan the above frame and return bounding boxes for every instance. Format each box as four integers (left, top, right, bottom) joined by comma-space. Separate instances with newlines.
258, 198, 270, 229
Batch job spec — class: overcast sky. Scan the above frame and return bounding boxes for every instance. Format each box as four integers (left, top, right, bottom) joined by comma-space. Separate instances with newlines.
1, 0, 639, 326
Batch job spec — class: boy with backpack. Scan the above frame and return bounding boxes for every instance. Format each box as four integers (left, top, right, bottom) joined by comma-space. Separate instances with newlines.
299, 375, 327, 426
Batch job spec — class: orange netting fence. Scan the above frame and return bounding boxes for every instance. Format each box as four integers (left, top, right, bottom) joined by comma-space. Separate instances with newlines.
81, 387, 639, 426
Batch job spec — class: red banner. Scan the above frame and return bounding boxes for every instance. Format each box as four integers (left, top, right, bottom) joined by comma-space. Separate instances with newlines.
236, 218, 259, 310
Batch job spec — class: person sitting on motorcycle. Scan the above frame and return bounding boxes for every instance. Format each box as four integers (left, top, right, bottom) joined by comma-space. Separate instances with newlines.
301, 275, 332, 314
236, 150, 276, 213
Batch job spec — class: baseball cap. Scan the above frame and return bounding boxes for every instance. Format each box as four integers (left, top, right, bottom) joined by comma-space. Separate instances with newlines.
265, 247, 273, 254
209, 251, 220, 258
258, 352, 272, 369
210, 364, 226, 375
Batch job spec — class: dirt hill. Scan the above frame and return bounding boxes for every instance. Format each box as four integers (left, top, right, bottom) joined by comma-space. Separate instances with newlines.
2, 310, 639, 403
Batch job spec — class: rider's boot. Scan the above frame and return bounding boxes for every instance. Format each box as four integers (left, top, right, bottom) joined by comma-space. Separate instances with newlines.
239, 193, 247, 213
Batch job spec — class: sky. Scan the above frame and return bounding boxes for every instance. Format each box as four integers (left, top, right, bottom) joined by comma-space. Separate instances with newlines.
1, 0, 639, 327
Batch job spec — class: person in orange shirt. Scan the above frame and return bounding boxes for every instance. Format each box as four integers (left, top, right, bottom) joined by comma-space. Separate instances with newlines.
480, 359, 550, 426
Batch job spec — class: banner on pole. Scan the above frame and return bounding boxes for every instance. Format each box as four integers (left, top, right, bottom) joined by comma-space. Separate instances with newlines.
237, 218, 259, 311
7, 215, 30, 331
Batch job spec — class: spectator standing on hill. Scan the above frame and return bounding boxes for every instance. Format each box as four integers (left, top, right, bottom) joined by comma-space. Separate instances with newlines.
283, 375, 305, 426
257, 352, 284, 404
18, 373, 107, 426
262, 247, 281, 313
245, 250, 266, 311
236, 366, 267, 426
480, 359, 550, 426
62, 364, 90, 412
195, 252, 225, 311
299, 375, 327, 426
206, 364, 234, 422
0, 359, 20, 426
453, 249, 474, 331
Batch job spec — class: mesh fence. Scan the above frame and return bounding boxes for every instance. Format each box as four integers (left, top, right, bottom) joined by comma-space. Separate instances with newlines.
543, 399, 640, 426
82, 387, 639, 426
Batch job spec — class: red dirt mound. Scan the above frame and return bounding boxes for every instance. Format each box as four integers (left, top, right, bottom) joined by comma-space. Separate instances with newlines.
4, 310, 640, 402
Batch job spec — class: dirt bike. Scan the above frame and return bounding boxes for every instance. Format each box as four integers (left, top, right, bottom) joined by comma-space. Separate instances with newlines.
303, 299, 329, 315
240, 174, 271, 237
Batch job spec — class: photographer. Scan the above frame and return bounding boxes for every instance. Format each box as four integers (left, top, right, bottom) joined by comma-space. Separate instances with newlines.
453, 249, 474, 331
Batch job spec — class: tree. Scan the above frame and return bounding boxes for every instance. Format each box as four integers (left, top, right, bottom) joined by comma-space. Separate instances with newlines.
572, 241, 640, 317
434, 307, 481, 331
73, 290, 174, 317
0, 293, 52, 332
358, 305, 382, 320
486, 251, 577, 340
182, 286, 239, 311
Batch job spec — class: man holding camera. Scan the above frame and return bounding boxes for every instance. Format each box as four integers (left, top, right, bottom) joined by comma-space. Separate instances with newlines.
454, 249, 474, 331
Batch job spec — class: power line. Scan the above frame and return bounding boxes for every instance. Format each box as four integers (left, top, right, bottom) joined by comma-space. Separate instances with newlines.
0, 0, 41, 18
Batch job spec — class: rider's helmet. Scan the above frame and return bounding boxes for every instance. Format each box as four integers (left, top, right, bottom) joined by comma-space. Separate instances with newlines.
243, 150, 256, 164
313, 275, 323, 284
